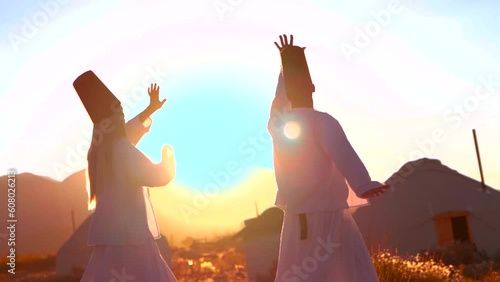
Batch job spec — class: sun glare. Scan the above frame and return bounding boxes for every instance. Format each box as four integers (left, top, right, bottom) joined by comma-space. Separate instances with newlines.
283, 121, 301, 139
85, 169, 96, 211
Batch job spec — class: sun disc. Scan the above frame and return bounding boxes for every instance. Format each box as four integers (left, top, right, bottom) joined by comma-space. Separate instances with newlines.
283, 121, 301, 139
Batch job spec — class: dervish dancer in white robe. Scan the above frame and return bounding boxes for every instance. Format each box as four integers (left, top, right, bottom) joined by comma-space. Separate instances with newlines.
74, 70, 178, 282
268, 35, 390, 282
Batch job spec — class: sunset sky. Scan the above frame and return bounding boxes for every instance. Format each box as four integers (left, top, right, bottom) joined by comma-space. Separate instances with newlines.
1, 0, 499, 196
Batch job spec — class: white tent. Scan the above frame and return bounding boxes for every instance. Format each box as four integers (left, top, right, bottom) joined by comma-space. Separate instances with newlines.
56, 214, 173, 275
352, 158, 500, 257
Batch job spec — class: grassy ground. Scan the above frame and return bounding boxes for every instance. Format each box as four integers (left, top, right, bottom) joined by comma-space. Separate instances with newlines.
2, 248, 500, 281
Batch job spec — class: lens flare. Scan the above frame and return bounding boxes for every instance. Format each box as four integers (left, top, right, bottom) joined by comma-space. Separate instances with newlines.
283, 121, 301, 139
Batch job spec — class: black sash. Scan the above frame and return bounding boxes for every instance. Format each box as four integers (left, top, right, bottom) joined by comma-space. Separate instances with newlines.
299, 213, 307, 240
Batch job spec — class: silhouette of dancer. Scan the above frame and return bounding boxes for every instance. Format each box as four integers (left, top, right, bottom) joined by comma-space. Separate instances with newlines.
268, 35, 389, 281
74, 71, 178, 281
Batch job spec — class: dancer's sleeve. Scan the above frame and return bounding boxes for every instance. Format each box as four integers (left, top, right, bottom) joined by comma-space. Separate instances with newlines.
117, 140, 175, 187
125, 114, 153, 146
316, 114, 383, 197
267, 69, 292, 139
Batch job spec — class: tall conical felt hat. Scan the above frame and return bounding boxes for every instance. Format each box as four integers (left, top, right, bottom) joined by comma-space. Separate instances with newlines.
280, 46, 313, 92
73, 71, 121, 124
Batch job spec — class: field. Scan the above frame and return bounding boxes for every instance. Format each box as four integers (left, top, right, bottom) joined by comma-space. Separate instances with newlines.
2, 240, 500, 282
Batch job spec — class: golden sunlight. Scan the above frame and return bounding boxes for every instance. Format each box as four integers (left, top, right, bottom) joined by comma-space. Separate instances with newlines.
85, 169, 96, 210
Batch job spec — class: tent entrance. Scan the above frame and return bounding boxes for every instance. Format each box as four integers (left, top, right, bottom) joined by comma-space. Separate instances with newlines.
433, 211, 472, 246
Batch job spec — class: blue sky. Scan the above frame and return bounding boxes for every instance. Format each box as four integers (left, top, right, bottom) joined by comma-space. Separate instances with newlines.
0, 0, 498, 190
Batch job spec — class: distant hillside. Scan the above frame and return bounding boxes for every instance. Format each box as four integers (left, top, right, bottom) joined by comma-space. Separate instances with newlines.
0, 167, 278, 255
0, 171, 91, 255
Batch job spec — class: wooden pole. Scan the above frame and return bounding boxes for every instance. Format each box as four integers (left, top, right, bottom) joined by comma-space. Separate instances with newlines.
472, 129, 486, 192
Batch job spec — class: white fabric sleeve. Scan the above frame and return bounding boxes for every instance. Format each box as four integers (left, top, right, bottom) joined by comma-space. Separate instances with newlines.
125, 115, 152, 146
268, 70, 292, 138
316, 114, 383, 197
116, 140, 174, 188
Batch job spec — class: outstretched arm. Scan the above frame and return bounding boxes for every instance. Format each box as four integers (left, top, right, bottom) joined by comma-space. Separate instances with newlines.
268, 70, 291, 136
139, 83, 166, 123
118, 140, 176, 187
316, 115, 389, 198
126, 83, 167, 145
268, 34, 294, 137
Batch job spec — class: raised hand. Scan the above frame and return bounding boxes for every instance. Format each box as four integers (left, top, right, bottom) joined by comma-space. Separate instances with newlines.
360, 184, 390, 199
274, 34, 294, 52
162, 144, 176, 184
148, 83, 167, 112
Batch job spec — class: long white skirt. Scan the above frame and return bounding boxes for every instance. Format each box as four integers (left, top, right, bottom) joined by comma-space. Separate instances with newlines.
275, 209, 379, 282
80, 236, 178, 282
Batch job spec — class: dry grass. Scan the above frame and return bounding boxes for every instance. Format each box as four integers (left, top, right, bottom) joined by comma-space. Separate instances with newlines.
4, 248, 500, 281
373, 249, 500, 282
374, 250, 462, 281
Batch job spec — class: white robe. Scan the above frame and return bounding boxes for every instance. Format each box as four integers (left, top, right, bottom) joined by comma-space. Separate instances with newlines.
268, 71, 381, 281
81, 115, 177, 282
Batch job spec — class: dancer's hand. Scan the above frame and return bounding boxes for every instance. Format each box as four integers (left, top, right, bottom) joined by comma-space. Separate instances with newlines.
274, 34, 294, 52
360, 184, 390, 199
162, 144, 176, 184
148, 83, 167, 112
138, 83, 167, 123
162, 144, 174, 159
